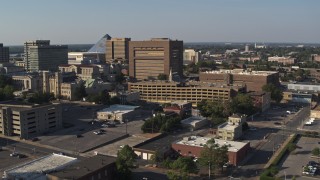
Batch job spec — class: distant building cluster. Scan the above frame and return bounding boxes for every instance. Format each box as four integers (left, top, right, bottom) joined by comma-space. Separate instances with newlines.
268, 56, 296, 65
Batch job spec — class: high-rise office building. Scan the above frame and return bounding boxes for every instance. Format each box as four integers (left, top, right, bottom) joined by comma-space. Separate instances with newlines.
106, 38, 131, 63
129, 38, 183, 80
24, 40, 68, 71
0, 43, 9, 63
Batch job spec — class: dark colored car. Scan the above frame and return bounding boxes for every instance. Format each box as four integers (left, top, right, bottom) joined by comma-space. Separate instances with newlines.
31, 138, 39, 142
308, 161, 319, 167
17, 154, 27, 159
76, 134, 83, 138
274, 122, 282, 125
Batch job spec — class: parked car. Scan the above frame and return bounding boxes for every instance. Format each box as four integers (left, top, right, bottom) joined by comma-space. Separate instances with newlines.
76, 134, 83, 138
17, 154, 27, 159
274, 122, 282, 125
10, 152, 18, 157
31, 137, 39, 142
93, 131, 102, 135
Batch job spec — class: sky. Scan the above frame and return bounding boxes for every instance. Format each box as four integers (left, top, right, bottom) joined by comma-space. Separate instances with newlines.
1, 0, 320, 45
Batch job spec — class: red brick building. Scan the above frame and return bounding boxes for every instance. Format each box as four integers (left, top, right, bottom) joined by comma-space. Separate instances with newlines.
199, 69, 279, 92
171, 136, 250, 166
248, 91, 271, 112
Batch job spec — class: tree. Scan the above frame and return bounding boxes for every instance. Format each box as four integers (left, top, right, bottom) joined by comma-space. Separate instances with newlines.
167, 171, 185, 180
171, 157, 198, 174
115, 73, 125, 83
0, 85, 15, 101
141, 114, 181, 133
287, 143, 296, 153
198, 138, 228, 177
262, 84, 283, 103
27, 92, 54, 104
116, 145, 137, 180
312, 147, 320, 156
158, 73, 167, 80
242, 122, 249, 131
74, 83, 87, 100
231, 93, 256, 115
87, 90, 110, 104
197, 100, 231, 118
0, 75, 13, 88
150, 150, 162, 164
269, 166, 279, 176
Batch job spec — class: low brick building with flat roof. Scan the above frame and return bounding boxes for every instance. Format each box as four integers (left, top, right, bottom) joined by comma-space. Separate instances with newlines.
199, 69, 279, 92
172, 136, 250, 166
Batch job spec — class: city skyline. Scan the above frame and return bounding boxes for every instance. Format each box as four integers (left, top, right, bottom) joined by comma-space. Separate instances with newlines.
1, 0, 320, 45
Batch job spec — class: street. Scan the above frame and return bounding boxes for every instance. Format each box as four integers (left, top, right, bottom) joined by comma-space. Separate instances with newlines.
230, 105, 310, 179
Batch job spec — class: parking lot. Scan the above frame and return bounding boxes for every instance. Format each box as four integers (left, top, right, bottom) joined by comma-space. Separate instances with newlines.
302, 119, 320, 132
278, 136, 320, 179
0, 150, 35, 177
87, 134, 150, 157
250, 105, 303, 129
35, 102, 146, 153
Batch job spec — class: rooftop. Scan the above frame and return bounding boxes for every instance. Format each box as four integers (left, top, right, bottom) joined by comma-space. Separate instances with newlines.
201, 69, 278, 76
181, 116, 207, 126
175, 136, 248, 152
134, 134, 177, 153
218, 122, 238, 131
4, 153, 78, 180
48, 155, 115, 179
97, 104, 139, 114
129, 80, 245, 89
0, 101, 58, 111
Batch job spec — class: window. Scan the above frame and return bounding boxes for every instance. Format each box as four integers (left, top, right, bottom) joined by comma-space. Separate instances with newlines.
98, 173, 101, 179
105, 170, 108, 176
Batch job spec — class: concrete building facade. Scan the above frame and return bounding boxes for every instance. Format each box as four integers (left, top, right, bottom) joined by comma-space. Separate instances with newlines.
183, 49, 200, 64
199, 69, 280, 92
0, 102, 62, 139
59, 64, 100, 81
24, 40, 68, 71
129, 38, 183, 80
217, 114, 246, 140
96, 105, 140, 122
0, 43, 9, 63
106, 38, 131, 63
128, 81, 245, 107
68, 52, 106, 65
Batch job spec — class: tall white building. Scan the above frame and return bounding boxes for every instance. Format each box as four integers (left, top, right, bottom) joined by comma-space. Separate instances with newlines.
183, 49, 200, 64
245, 44, 249, 52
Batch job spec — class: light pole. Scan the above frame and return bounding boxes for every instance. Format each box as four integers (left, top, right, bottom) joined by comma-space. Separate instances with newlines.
125, 119, 128, 135
284, 171, 286, 180
208, 161, 211, 179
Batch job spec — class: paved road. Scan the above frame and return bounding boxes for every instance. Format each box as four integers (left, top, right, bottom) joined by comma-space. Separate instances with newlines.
230, 105, 310, 179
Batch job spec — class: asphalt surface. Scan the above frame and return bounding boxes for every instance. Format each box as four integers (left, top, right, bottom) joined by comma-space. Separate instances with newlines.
229, 105, 310, 179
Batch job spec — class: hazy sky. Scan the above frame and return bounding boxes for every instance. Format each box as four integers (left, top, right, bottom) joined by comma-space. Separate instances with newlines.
1, 0, 319, 45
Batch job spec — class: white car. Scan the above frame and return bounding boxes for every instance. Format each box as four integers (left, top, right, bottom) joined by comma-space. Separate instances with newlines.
93, 131, 102, 135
